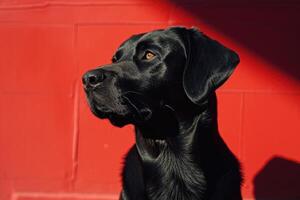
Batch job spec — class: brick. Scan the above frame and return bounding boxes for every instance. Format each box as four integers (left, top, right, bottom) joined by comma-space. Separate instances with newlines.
76, 4, 171, 24
241, 93, 300, 198
170, 3, 300, 25
0, 0, 45, 6
217, 91, 243, 159
13, 192, 118, 200
0, 180, 12, 200
0, 4, 171, 24
0, 94, 74, 179
0, 24, 76, 95
170, 4, 300, 92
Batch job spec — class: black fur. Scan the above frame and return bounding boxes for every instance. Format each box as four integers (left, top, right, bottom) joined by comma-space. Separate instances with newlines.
82, 26, 242, 200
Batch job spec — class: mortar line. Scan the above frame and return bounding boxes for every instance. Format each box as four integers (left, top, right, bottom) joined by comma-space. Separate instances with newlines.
239, 92, 246, 165
70, 23, 79, 187
12, 192, 118, 200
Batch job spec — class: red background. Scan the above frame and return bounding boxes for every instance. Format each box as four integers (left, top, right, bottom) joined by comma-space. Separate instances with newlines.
1, 0, 300, 200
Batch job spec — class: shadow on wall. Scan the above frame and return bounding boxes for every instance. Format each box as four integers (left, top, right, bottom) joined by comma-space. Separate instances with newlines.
254, 156, 300, 200
169, 0, 300, 81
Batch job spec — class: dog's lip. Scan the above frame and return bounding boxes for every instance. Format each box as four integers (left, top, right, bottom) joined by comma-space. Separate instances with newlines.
121, 94, 153, 123
93, 103, 113, 118
86, 95, 111, 119
94, 104, 111, 113
85, 90, 126, 119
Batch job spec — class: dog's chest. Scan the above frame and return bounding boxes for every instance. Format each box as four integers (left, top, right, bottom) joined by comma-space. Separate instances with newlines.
142, 149, 207, 200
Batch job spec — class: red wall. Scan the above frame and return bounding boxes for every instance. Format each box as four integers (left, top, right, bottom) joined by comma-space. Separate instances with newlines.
1, 1, 300, 200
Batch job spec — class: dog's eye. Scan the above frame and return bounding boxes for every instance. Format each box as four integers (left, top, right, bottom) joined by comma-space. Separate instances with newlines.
143, 51, 156, 60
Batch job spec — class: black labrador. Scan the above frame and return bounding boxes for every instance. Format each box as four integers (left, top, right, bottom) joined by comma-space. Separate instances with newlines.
82, 26, 242, 200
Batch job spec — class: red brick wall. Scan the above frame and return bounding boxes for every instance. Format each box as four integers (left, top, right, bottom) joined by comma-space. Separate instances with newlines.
0, 0, 300, 200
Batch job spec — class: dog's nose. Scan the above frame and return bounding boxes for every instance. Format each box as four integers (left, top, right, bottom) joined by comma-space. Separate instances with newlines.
82, 69, 105, 88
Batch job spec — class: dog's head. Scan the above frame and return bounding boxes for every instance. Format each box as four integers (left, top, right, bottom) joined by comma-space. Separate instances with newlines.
82, 27, 239, 127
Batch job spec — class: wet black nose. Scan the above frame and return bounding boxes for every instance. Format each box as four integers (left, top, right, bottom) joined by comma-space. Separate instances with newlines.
82, 69, 105, 88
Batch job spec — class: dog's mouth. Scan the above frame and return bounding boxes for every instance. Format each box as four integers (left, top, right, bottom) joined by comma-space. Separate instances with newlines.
84, 90, 154, 127
85, 93, 109, 119
121, 92, 153, 123
89, 100, 132, 127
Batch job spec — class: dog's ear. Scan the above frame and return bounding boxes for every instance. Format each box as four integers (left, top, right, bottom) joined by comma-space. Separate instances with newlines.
171, 27, 240, 105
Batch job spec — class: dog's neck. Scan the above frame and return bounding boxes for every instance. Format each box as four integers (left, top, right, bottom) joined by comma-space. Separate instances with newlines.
135, 92, 218, 157
134, 93, 220, 199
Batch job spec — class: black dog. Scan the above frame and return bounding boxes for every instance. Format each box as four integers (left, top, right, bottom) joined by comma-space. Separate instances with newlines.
82, 26, 242, 200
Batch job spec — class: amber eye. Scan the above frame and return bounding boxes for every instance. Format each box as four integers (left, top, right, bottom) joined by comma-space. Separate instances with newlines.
143, 51, 156, 60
